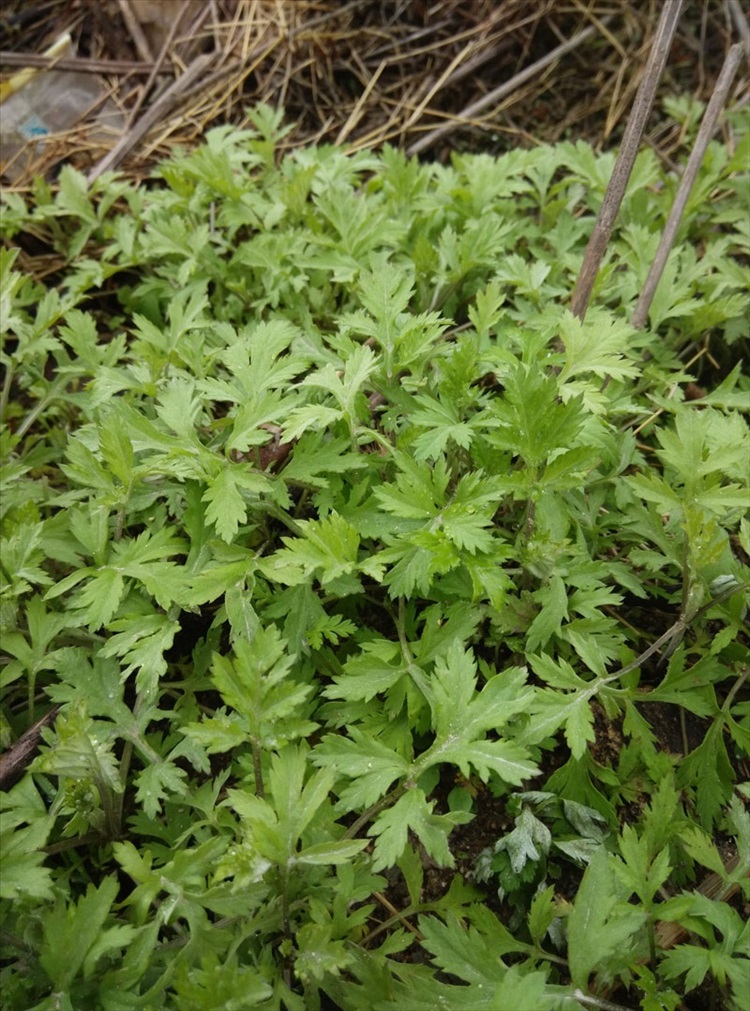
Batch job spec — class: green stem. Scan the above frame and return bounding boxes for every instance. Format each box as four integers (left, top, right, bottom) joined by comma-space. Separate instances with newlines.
721, 667, 748, 713
343, 786, 405, 841
280, 864, 292, 984
251, 737, 265, 799
571, 991, 636, 1011
114, 739, 134, 832
0, 360, 14, 423
647, 916, 657, 967
395, 599, 433, 703
44, 830, 102, 856
15, 376, 70, 441
599, 580, 747, 690
96, 773, 122, 840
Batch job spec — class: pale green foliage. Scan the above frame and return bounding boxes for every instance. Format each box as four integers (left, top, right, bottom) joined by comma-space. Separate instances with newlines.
0, 104, 748, 1009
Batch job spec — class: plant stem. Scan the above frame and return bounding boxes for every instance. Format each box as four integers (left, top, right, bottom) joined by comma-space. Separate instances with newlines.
252, 737, 265, 799
571, 0, 684, 320
571, 991, 636, 1011
15, 376, 70, 441
0, 360, 14, 423
721, 667, 749, 713
631, 43, 744, 329
114, 739, 134, 833
396, 598, 433, 702
647, 916, 657, 968
603, 580, 748, 686
343, 787, 405, 840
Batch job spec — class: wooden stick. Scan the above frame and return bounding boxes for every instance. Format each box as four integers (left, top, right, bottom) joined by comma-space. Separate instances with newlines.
631, 42, 744, 330
406, 19, 606, 156
87, 53, 212, 184
0, 706, 60, 792
726, 0, 750, 61
0, 52, 154, 74
117, 0, 154, 64
124, 1, 198, 129
570, 0, 684, 320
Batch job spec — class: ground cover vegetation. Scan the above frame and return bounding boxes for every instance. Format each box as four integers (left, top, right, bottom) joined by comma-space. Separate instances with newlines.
0, 101, 749, 1010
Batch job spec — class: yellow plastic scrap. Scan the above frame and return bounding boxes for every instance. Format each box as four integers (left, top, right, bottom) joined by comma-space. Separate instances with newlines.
0, 33, 73, 104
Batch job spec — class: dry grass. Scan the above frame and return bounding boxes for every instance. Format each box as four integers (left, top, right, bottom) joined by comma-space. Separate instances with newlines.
0, 0, 747, 187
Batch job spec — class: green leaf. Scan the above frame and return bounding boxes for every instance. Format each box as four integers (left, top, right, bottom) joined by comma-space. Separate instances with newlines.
203, 465, 269, 543
313, 728, 411, 810
519, 655, 598, 759
296, 838, 368, 865
490, 363, 586, 467
323, 639, 404, 702
558, 308, 639, 382
567, 847, 646, 989
418, 909, 520, 984
496, 805, 552, 874
260, 512, 361, 587
227, 746, 354, 869
417, 642, 538, 784
0, 778, 55, 900
40, 876, 119, 990
613, 824, 672, 907
369, 788, 470, 871
528, 884, 557, 945
188, 626, 314, 754
295, 921, 352, 984
660, 945, 713, 993
526, 574, 568, 651
134, 760, 188, 820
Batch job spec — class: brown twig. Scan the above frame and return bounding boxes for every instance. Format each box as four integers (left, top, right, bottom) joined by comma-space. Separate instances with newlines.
570, 0, 684, 320
116, 0, 154, 64
0, 706, 60, 792
87, 53, 212, 183
0, 52, 154, 74
726, 0, 750, 62
407, 18, 607, 156
124, 1, 197, 129
631, 42, 744, 330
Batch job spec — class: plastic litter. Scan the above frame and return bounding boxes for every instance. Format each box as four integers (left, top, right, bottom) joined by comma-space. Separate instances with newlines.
0, 33, 113, 181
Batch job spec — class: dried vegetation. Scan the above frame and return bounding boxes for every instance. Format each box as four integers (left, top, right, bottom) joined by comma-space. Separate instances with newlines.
1, 0, 748, 188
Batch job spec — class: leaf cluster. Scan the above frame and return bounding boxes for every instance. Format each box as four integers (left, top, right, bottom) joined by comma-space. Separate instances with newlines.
1, 104, 749, 1009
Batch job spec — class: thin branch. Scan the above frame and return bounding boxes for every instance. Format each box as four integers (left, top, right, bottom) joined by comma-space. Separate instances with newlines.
726, 0, 750, 61
343, 787, 404, 841
631, 42, 744, 329
604, 580, 748, 686
570, 0, 684, 320
407, 19, 606, 156
87, 53, 212, 183
124, 2, 198, 129
0, 706, 61, 792
572, 990, 637, 1011
117, 0, 154, 64
0, 52, 154, 74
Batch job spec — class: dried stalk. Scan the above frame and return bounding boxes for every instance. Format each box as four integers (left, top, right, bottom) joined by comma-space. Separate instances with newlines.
124, 1, 197, 129
570, 0, 684, 320
631, 42, 744, 330
726, 0, 750, 61
87, 53, 212, 183
117, 0, 155, 64
0, 52, 154, 74
407, 19, 605, 156
0, 706, 60, 792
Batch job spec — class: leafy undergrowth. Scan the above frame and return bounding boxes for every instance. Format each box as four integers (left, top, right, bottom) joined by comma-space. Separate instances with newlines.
1, 103, 749, 1011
